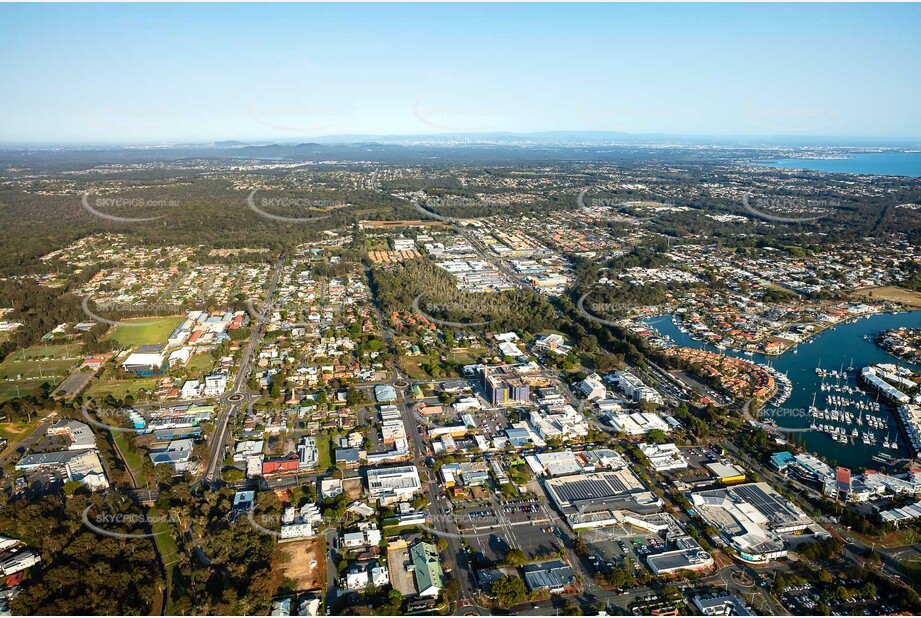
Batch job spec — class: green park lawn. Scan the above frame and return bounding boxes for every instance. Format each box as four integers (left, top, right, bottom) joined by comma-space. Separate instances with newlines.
0, 343, 80, 402
86, 376, 160, 400
104, 317, 183, 348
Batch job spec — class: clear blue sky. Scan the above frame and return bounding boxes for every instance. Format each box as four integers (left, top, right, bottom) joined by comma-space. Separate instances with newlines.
1, 3, 919, 144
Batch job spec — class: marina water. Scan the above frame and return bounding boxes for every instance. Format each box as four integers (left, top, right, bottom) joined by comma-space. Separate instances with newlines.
643, 311, 921, 470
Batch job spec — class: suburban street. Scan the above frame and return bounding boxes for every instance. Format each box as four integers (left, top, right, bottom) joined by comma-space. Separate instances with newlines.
201, 258, 283, 484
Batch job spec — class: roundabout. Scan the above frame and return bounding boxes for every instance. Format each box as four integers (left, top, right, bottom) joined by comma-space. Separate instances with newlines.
730, 569, 755, 587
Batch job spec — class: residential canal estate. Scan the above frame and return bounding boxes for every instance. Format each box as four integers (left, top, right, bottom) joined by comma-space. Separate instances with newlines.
645, 311, 921, 470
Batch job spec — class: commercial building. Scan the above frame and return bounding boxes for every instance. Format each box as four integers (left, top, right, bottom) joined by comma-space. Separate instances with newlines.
693, 592, 756, 616
366, 465, 422, 505
879, 500, 921, 526
505, 426, 533, 448
149, 439, 196, 474
233, 440, 264, 462
47, 419, 97, 450
690, 482, 814, 563
607, 370, 664, 405
16, 449, 109, 491
771, 451, 836, 496
15, 420, 108, 491
522, 560, 576, 593
576, 373, 606, 401
527, 450, 583, 477
121, 345, 167, 376
483, 365, 531, 406
705, 461, 747, 485
335, 447, 360, 468
381, 418, 408, 444
543, 469, 662, 529
263, 456, 300, 475
646, 535, 713, 576
639, 443, 688, 472
534, 333, 569, 354
409, 541, 444, 597
203, 371, 228, 397
374, 384, 398, 402
525, 449, 627, 478
605, 412, 671, 436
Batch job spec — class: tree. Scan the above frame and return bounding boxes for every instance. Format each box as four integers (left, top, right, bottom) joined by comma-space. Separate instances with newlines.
62, 480, 83, 496
491, 575, 526, 608
563, 600, 583, 615
860, 582, 877, 599
504, 547, 527, 567
346, 388, 364, 406
604, 566, 634, 588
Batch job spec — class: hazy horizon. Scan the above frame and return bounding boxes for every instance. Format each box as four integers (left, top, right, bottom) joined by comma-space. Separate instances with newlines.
2, 3, 921, 144
3, 129, 921, 150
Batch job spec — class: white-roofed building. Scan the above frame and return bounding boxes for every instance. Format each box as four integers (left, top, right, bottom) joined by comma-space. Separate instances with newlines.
639, 443, 688, 472
366, 465, 422, 505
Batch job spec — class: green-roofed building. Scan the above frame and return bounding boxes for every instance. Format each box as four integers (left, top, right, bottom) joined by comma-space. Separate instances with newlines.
409, 541, 443, 597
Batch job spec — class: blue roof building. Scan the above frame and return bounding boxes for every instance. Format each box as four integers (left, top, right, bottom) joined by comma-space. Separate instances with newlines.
374, 384, 397, 402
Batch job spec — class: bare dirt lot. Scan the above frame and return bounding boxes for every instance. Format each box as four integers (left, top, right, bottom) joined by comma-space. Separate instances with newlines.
343, 477, 363, 501
273, 537, 325, 593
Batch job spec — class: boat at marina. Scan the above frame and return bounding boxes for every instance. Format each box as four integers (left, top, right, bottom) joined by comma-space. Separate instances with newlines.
872, 452, 895, 464
643, 310, 921, 468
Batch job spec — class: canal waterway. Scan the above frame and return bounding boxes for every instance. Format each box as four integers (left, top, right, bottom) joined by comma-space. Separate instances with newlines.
642, 311, 921, 470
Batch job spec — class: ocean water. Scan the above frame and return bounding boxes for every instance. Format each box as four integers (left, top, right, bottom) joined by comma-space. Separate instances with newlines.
643, 311, 921, 470
755, 152, 921, 177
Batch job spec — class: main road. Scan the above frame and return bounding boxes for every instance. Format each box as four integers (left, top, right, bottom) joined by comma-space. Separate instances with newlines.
201, 258, 284, 485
